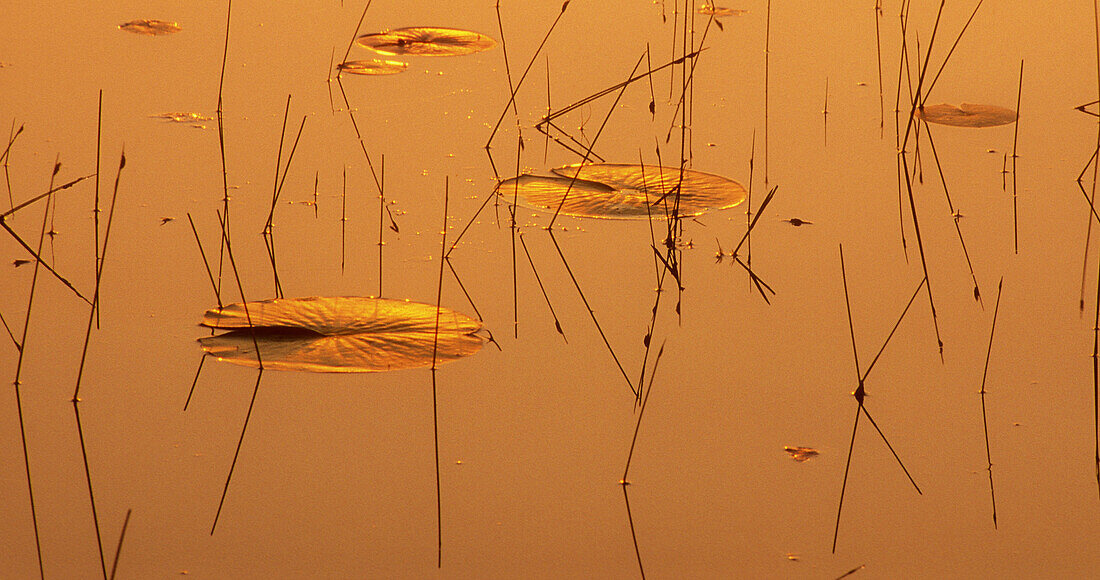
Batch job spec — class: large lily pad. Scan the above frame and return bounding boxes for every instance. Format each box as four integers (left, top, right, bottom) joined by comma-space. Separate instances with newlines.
198, 296, 484, 373
356, 27, 496, 56
119, 19, 181, 36
497, 163, 746, 219
915, 103, 1017, 128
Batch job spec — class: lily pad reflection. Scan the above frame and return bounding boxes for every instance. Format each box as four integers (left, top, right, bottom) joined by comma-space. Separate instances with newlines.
198, 296, 484, 373
337, 59, 409, 75
497, 163, 746, 219
356, 27, 496, 56
119, 19, 181, 35
915, 103, 1017, 127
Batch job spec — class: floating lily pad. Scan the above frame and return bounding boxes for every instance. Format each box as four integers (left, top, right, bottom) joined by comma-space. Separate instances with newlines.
698, 5, 748, 17
915, 103, 1017, 128
337, 59, 409, 75
356, 27, 496, 56
498, 163, 746, 219
151, 112, 212, 123
119, 19, 181, 36
198, 296, 484, 373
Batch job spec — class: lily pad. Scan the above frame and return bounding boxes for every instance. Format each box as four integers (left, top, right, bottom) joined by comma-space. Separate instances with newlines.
119, 19, 181, 36
151, 112, 212, 123
698, 5, 748, 17
337, 59, 409, 75
198, 296, 484, 373
497, 163, 746, 219
356, 27, 496, 57
784, 446, 820, 462
915, 103, 1017, 128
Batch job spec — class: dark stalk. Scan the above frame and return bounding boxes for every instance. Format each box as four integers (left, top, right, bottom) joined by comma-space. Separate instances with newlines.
547, 54, 645, 229
979, 278, 1004, 527
519, 232, 566, 340
13, 189, 52, 579
621, 485, 646, 580
549, 230, 638, 397
920, 122, 982, 305
494, 1, 518, 117
2, 173, 94, 219
1011, 60, 1023, 255
646, 44, 656, 120
823, 77, 829, 148
107, 509, 132, 580
1079, 155, 1098, 313
94, 91, 102, 325
341, 166, 347, 274
340, 0, 374, 66
859, 406, 922, 493
214, 0, 234, 303
211, 371, 262, 536
70, 150, 125, 580
485, 1, 571, 150
183, 356, 205, 411
622, 343, 667, 483
875, 1, 884, 135
186, 214, 223, 309
544, 56, 551, 163
540, 50, 701, 127
1094, 0, 1100, 498
443, 260, 493, 347
764, 0, 771, 186
746, 131, 755, 290
511, 133, 521, 338
378, 155, 385, 296
72, 403, 107, 579
834, 563, 866, 579
919, 0, 986, 107
210, 208, 265, 536
430, 177, 450, 568
2, 122, 21, 213
1, 175, 95, 305
334, 77, 388, 220
833, 245, 925, 552
263, 95, 293, 298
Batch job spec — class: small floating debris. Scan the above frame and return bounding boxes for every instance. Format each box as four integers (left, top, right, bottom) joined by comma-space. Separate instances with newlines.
783, 446, 820, 462
337, 59, 409, 76
498, 163, 746, 220
915, 103, 1017, 128
782, 218, 812, 226
356, 27, 496, 56
150, 112, 212, 123
198, 296, 485, 372
13, 259, 31, 267
119, 19, 182, 36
